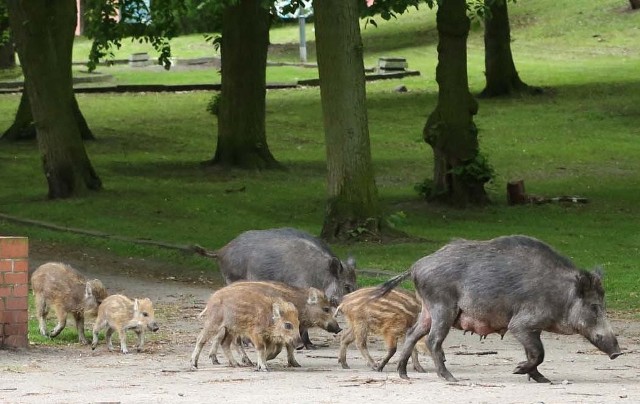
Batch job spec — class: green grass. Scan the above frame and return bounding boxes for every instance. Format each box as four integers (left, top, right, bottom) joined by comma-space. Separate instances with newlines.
1, 0, 639, 315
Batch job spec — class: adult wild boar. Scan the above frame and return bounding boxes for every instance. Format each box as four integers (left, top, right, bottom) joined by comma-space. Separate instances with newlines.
31, 262, 108, 344
378, 235, 623, 383
193, 227, 357, 306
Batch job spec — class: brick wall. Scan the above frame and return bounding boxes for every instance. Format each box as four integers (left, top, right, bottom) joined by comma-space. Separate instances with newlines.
0, 237, 29, 349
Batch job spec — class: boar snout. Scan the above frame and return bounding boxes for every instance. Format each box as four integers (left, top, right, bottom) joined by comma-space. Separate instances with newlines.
327, 322, 341, 334
610, 352, 623, 360
148, 322, 159, 332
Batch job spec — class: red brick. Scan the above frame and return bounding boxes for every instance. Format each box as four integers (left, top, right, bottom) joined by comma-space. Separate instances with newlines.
0, 260, 12, 272
3, 322, 28, 335
4, 334, 29, 348
0, 299, 4, 311
12, 284, 28, 298
0, 237, 29, 259
3, 310, 28, 324
12, 259, 28, 273
0, 310, 3, 323
0, 286, 11, 297
4, 272, 27, 284
5, 296, 27, 310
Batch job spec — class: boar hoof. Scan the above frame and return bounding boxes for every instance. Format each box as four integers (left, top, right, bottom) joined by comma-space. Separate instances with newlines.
413, 364, 426, 373
526, 370, 551, 384
288, 361, 301, 368
340, 363, 350, 370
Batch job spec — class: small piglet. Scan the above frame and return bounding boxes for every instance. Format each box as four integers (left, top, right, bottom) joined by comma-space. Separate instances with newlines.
31, 262, 108, 344
337, 287, 428, 372
191, 284, 302, 371
91, 294, 160, 354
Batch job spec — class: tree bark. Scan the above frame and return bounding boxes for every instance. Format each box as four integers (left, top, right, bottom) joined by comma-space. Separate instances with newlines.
1, 88, 35, 141
480, 0, 539, 97
423, 0, 489, 206
6, 0, 101, 198
0, 38, 15, 69
631, 0, 640, 10
206, 0, 280, 169
313, 0, 382, 242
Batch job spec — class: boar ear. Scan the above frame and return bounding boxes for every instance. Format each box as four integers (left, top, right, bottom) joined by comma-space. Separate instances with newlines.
345, 256, 356, 270
85, 282, 93, 299
134, 299, 140, 312
329, 257, 342, 277
575, 272, 593, 298
272, 303, 282, 320
307, 289, 319, 305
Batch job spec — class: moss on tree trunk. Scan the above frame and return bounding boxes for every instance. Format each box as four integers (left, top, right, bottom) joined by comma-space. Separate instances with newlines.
207, 0, 280, 170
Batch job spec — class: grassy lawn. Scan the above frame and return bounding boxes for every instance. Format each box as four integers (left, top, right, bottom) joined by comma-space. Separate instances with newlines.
1, 0, 638, 315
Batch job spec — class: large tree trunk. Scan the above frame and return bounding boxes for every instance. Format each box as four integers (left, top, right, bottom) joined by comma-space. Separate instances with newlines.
206, 0, 280, 169
6, 0, 101, 198
630, 0, 640, 10
313, 0, 382, 242
480, 0, 538, 97
0, 38, 15, 69
423, 0, 489, 206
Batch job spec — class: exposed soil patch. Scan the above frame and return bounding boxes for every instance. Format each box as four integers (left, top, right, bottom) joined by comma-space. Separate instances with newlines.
1, 241, 639, 403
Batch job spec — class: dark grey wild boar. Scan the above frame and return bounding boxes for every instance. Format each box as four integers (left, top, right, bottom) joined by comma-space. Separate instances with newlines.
91, 294, 160, 354
190, 284, 302, 371
31, 262, 108, 344
193, 227, 357, 306
337, 287, 428, 372
378, 235, 623, 383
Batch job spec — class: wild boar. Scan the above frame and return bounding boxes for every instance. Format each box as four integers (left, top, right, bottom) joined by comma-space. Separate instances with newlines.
190, 284, 302, 371
230, 281, 341, 348
31, 262, 108, 344
91, 295, 160, 354
337, 287, 427, 372
378, 235, 623, 383
192, 227, 357, 306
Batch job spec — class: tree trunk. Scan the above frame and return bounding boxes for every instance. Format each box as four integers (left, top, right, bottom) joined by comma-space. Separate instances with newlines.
1, 88, 35, 141
313, 0, 382, 242
631, 0, 640, 10
423, 0, 489, 206
6, 0, 101, 198
207, 0, 280, 169
0, 38, 15, 69
480, 0, 539, 97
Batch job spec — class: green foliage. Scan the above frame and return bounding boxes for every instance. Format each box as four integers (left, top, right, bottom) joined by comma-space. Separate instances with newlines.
84, 0, 178, 71
206, 92, 221, 116
0, 1, 9, 46
449, 153, 495, 185
386, 211, 407, 228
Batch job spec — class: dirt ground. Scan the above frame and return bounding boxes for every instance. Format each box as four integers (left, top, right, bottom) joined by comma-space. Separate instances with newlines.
1, 241, 639, 404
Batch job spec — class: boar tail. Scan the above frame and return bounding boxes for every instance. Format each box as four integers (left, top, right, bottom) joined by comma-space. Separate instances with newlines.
192, 244, 218, 259
374, 271, 411, 299
197, 306, 208, 319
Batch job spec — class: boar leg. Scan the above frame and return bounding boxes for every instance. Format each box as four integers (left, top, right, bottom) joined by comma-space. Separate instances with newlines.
396, 307, 432, 380
426, 306, 458, 382
116, 327, 130, 354
49, 306, 68, 338
253, 340, 269, 372
105, 327, 115, 351
338, 328, 355, 369
91, 317, 108, 350
376, 334, 399, 372
232, 336, 253, 366
285, 343, 301, 367
300, 329, 315, 349
35, 294, 49, 337
411, 348, 426, 373
73, 312, 88, 344
220, 331, 241, 367
135, 329, 145, 352
511, 328, 550, 383
191, 325, 221, 369
354, 327, 377, 370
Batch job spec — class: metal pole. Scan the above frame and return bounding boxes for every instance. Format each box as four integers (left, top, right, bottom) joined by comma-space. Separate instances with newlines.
299, 16, 307, 63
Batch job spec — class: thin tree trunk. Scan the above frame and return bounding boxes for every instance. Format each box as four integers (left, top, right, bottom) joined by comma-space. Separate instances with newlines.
313, 0, 382, 241
207, 0, 280, 169
0, 38, 15, 69
480, 0, 539, 97
7, 0, 101, 198
423, 0, 489, 206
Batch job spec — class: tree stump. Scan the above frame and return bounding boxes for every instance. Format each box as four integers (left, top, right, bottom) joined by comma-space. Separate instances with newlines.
507, 180, 527, 205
